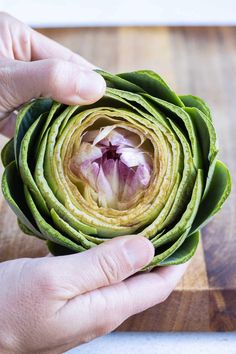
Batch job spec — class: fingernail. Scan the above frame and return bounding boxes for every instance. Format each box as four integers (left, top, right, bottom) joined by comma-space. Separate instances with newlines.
123, 237, 154, 270
77, 71, 106, 101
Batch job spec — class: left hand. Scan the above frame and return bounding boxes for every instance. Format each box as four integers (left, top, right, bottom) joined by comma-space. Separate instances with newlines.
0, 12, 106, 137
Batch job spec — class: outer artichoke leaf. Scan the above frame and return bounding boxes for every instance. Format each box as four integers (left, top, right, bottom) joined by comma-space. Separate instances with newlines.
144, 229, 190, 270
36, 102, 64, 154
35, 129, 97, 235
118, 70, 184, 107
1, 161, 43, 238
139, 119, 196, 239
14, 98, 53, 164
50, 208, 95, 249
24, 185, 85, 252
180, 95, 212, 120
144, 94, 202, 169
158, 119, 196, 228
97, 69, 143, 93
17, 218, 40, 237
140, 174, 181, 239
19, 116, 49, 216
158, 231, 200, 266
1, 137, 14, 167
43, 106, 80, 200
152, 169, 203, 247
58, 106, 83, 137
184, 107, 218, 171
190, 160, 231, 234
57, 95, 133, 129
47, 241, 76, 256
105, 88, 170, 129
184, 107, 218, 197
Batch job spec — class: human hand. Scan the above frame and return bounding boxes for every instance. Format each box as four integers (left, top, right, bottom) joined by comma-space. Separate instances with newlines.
0, 12, 106, 137
0, 235, 188, 353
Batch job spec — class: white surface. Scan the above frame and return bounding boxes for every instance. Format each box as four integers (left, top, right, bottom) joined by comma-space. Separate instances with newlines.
66, 332, 236, 354
1, 0, 236, 27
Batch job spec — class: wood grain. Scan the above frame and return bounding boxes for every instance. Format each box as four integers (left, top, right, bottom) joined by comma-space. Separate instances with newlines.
0, 26, 235, 331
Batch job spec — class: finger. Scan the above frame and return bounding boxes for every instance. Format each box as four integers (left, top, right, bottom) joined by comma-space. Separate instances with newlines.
90, 262, 189, 319
0, 12, 94, 68
55, 262, 189, 345
122, 261, 190, 314
30, 29, 95, 69
0, 59, 106, 120
36, 236, 154, 299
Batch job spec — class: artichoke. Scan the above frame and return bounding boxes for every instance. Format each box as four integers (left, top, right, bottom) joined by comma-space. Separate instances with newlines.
1, 70, 231, 270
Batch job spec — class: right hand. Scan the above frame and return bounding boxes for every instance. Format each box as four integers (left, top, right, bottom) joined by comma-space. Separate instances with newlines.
0, 235, 188, 353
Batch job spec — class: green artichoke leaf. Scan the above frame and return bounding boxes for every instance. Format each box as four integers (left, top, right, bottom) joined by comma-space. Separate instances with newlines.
17, 218, 37, 236
118, 70, 184, 107
1, 137, 14, 167
34, 128, 98, 235
35, 101, 63, 155
15, 98, 53, 164
151, 168, 203, 248
143, 94, 202, 170
24, 185, 85, 252
159, 231, 200, 266
146, 229, 190, 269
2, 161, 43, 238
105, 88, 170, 129
180, 95, 212, 120
50, 208, 97, 249
97, 69, 143, 93
146, 119, 196, 236
184, 107, 218, 180
47, 240, 78, 256
190, 160, 231, 234
19, 115, 49, 216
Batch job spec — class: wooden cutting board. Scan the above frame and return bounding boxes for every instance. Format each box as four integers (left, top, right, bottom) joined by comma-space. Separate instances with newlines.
0, 27, 235, 331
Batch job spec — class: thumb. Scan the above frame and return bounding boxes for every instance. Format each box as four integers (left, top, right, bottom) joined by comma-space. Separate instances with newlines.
39, 236, 154, 299
0, 58, 106, 118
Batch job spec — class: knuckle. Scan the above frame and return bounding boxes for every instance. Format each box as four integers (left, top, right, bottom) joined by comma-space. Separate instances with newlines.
46, 59, 71, 98
33, 261, 57, 293
47, 58, 66, 85
0, 62, 26, 112
96, 252, 122, 285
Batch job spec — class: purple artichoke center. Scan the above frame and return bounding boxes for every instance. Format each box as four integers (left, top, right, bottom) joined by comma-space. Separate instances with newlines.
70, 126, 153, 210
